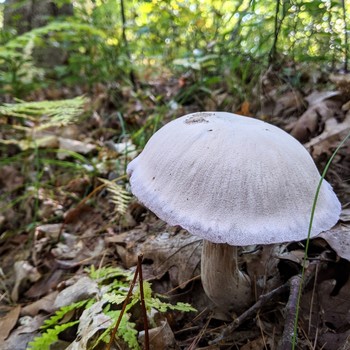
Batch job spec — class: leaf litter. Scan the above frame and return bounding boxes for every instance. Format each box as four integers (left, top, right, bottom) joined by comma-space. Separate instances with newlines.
1, 68, 350, 349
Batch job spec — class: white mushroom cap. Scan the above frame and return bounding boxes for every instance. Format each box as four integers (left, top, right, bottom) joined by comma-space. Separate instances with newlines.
127, 112, 341, 246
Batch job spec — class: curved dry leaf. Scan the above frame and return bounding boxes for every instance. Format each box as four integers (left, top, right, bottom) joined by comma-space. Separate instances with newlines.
319, 224, 350, 261
0, 306, 21, 342
290, 91, 342, 143
305, 114, 350, 159
142, 231, 202, 288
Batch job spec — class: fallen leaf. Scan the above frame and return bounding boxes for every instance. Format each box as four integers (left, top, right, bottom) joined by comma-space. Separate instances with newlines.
273, 90, 305, 119
290, 91, 342, 142
1, 315, 46, 350
21, 291, 58, 317
319, 224, 350, 261
65, 300, 112, 350
25, 269, 63, 299
305, 113, 350, 159
0, 305, 21, 342
106, 228, 147, 268
139, 319, 179, 350
54, 276, 99, 309
142, 231, 202, 288
301, 276, 350, 350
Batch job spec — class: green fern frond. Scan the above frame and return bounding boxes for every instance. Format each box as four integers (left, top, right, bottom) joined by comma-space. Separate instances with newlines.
88, 265, 131, 283
2, 21, 107, 52
98, 178, 131, 217
0, 96, 87, 129
95, 310, 140, 350
27, 321, 80, 350
40, 299, 89, 330
133, 281, 197, 313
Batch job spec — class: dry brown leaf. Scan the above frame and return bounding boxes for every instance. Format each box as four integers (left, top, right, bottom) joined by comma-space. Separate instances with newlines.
105, 228, 147, 268
0, 305, 21, 342
301, 277, 350, 350
21, 291, 58, 317
25, 269, 63, 299
139, 319, 179, 350
142, 231, 202, 288
2, 314, 46, 350
290, 91, 341, 143
236, 100, 251, 116
319, 224, 350, 261
305, 113, 350, 159
273, 90, 304, 119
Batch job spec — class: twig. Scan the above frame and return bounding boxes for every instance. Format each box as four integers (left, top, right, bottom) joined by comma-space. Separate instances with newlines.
278, 256, 328, 350
210, 256, 328, 347
210, 282, 289, 345
138, 255, 150, 350
278, 275, 302, 350
106, 263, 139, 350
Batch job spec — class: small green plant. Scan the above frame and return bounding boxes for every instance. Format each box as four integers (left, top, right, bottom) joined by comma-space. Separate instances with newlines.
98, 178, 131, 219
0, 97, 91, 235
0, 96, 87, 129
27, 300, 89, 350
28, 266, 196, 350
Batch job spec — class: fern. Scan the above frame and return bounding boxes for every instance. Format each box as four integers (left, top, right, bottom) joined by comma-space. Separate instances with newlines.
27, 321, 79, 350
134, 281, 197, 313
88, 265, 131, 283
94, 310, 140, 350
27, 299, 90, 350
98, 178, 131, 217
40, 299, 89, 330
0, 96, 87, 129
28, 268, 195, 350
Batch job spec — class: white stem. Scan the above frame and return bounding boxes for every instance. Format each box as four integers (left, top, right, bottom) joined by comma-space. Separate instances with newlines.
201, 240, 252, 314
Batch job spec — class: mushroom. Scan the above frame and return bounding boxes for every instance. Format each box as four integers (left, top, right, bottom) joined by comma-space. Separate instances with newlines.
127, 112, 341, 314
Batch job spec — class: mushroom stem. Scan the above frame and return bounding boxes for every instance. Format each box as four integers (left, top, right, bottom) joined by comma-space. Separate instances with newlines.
201, 240, 252, 314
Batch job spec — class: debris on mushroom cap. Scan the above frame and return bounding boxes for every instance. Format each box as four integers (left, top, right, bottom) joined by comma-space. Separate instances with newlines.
127, 112, 341, 246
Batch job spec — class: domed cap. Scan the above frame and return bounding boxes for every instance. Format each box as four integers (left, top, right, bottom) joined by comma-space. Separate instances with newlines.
127, 112, 341, 246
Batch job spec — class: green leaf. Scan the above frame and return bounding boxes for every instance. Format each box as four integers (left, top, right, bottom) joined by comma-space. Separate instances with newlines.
27, 321, 80, 350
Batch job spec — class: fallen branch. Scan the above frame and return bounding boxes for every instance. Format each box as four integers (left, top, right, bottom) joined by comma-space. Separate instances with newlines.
210, 255, 328, 348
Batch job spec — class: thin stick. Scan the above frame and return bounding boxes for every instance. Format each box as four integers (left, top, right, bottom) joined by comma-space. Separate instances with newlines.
210, 282, 289, 345
106, 264, 139, 350
279, 275, 302, 349
138, 255, 150, 350
279, 255, 328, 350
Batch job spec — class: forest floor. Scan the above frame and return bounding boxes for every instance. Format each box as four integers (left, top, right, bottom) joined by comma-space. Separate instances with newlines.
1, 66, 350, 350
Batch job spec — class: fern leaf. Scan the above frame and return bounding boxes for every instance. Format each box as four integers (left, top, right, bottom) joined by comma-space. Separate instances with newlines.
27, 321, 79, 350
40, 299, 89, 329
0, 96, 87, 130
98, 178, 131, 217
87, 265, 131, 283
